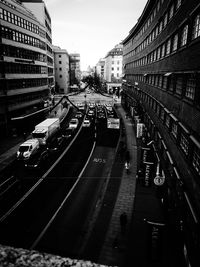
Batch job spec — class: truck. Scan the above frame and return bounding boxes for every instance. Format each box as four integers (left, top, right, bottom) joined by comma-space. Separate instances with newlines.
32, 118, 60, 145
17, 139, 40, 160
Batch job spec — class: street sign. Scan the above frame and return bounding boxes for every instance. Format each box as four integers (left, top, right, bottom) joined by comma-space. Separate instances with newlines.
154, 175, 165, 186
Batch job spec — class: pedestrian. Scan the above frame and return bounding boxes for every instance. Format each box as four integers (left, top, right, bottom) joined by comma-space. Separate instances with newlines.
120, 212, 128, 234
125, 161, 130, 174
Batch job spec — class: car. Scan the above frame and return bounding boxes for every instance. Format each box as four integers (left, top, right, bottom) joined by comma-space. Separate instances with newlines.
88, 109, 95, 117
17, 139, 40, 160
82, 118, 91, 127
68, 118, 79, 129
24, 149, 49, 169
75, 111, 83, 118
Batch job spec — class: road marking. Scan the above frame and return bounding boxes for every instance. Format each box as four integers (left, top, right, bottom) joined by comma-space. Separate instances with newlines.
93, 158, 106, 163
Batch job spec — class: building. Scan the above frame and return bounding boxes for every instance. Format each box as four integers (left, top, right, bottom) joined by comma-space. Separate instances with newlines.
53, 46, 70, 94
122, 0, 200, 266
104, 43, 123, 94
69, 53, 81, 88
21, 0, 54, 93
95, 58, 106, 81
0, 0, 50, 136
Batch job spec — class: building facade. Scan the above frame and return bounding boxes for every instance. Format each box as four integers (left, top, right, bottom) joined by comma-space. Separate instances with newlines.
21, 0, 54, 92
104, 43, 123, 93
122, 0, 200, 266
0, 0, 51, 135
53, 46, 70, 94
95, 58, 105, 81
69, 53, 81, 88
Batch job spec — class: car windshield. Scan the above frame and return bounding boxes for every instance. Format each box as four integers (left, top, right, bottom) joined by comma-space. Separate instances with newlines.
19, 146, 29, 152
32, 132, 46, 138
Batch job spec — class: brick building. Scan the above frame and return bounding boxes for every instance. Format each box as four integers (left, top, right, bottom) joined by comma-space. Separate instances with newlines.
122, 0, 200, 266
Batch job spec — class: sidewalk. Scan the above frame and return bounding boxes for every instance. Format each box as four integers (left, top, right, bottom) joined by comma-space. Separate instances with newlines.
97, 104, 165, 267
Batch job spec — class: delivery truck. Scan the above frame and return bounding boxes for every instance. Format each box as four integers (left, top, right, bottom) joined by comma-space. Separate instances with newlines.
32, 118, 60, 145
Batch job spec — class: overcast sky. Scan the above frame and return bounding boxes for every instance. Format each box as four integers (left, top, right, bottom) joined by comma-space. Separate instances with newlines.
44, 0, 147, 71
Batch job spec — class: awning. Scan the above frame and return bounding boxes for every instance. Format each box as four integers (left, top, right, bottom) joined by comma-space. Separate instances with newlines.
164, 72, 172, 76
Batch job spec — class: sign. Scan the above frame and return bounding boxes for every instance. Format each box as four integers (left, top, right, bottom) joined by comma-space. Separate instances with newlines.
141, 147, 151, 163
154, 175, 165, 186
136, 123, 145, 138
145, 219, 165, 261
143, 161, 154, 187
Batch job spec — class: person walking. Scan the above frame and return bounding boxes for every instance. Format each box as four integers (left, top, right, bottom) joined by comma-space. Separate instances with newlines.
125, 161, 130, 174
120, 212, 128, 234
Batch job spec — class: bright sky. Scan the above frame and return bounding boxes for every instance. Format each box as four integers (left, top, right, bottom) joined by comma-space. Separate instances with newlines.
44, 0, 147, 71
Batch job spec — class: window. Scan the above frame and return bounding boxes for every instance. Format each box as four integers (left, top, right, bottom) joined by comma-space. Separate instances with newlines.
157, 46, 161, 59
180, 133, 189, 155
171, 122, 178, 138
59, 67, 62, 71
163, 12, 168, 27
172, 34, 178, 51
158, 20, 163, 33
185, 74, 196, 100
59, 55, 61, 57
192, 14, 200, 39
192, 147, 200, 175
156, 105, 160, 116
165, 115, 170, 128
175, 75, 183, 95
160, 109, 165, 121
180, 25, 188, 46
59, 61, 61, 64
0, 8, 3, 19
163, 76, 168, 90
169, 4, 174, 20
166, 39, 171, 55
161, 43, 165, 57
168, 76, 174, 92
59, 75, 62, 78
176, 0, 182, 10
158, 75, 163, 87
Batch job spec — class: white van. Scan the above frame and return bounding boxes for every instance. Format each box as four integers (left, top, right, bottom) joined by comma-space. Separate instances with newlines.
17, 139, 40, 160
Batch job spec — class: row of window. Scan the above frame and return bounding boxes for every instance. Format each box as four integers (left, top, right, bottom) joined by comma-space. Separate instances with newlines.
0, 7, 46, 38
132, 87, 200, 177
125, 10, 200, 69
1, 62, 47, 74
4, 78, 48, 90
124, 0, 182, 51
8, 91, 48, 107
126, 72, 198, 102
1, 26, 46, 50
1, 44, 46, 62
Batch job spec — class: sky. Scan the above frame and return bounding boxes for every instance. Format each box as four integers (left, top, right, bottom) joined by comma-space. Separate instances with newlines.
44, 0, 147, 71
